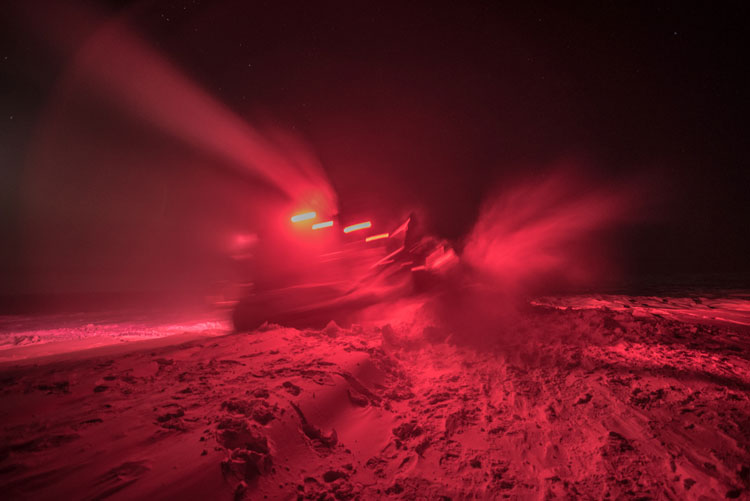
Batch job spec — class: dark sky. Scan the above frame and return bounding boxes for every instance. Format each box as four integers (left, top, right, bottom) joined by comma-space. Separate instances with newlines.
1, 0, 749, 298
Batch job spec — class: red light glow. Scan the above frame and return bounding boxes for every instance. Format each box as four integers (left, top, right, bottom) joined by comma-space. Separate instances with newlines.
291, 211, 316, 223
343, 221, 372, 233
365, 233, 389, 242
312, 220, 334, 230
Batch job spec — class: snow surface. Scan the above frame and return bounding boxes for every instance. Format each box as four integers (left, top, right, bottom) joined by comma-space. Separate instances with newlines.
0, 311, 229, 361
0, 298, 749, 499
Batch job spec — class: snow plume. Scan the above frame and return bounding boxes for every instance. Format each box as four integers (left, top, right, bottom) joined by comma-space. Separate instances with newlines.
462, 167, 641, 295
57, 16, 337, 215
18, 5, 338, 298
416, 167, 645, 347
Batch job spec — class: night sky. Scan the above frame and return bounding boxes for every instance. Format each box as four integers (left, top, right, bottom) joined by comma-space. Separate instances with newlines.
1, 1, 749, 301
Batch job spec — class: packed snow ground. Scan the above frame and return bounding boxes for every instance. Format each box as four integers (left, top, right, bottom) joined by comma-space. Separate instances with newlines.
533, 294, 750, 327
0, 299, 749, 499
0, 311, 229, 362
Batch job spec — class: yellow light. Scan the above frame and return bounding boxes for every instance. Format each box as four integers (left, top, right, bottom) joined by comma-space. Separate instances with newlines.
365, 232, 389, 242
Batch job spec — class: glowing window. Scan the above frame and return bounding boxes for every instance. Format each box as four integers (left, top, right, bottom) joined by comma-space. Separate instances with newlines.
343, 221, 372, 233
312, 220, 334, 230
291, 211, 316, 223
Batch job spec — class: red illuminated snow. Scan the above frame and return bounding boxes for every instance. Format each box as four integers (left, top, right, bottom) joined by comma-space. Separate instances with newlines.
0, 313, 229, 361
1, 299, 749, 499
533, 294, 750, 327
